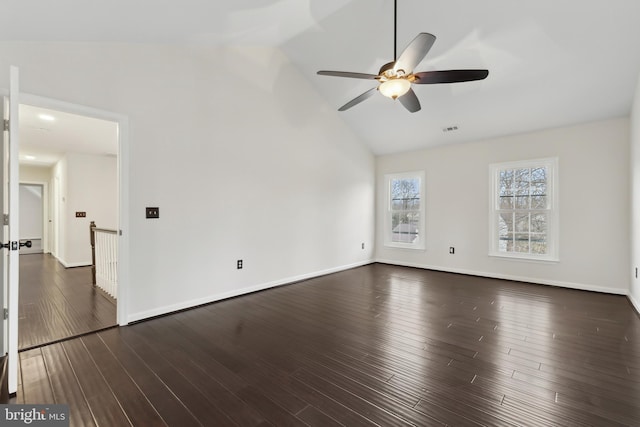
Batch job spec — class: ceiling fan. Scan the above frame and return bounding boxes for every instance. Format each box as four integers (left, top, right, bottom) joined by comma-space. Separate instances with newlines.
317, 0, 489, 113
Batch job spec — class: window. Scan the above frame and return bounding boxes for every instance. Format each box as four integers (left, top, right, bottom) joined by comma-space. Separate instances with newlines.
489, 158, 558, 261
384, 171, 425, 249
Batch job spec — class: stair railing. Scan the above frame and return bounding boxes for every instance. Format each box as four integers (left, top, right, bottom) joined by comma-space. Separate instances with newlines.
90, 221, 118, 299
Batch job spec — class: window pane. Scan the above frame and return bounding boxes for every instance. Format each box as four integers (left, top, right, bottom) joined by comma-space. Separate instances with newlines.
514, 233, 530, 253
391, 178, 419, 199
531, 173, 547, 208
499, 170, 513, 196
406, 198, 420, 210
531, 234, 547, 254
531, 195, 547, 209
391, 212, 401, 230
392, 215, 419, 243
498, 218, 512, 251
531, 167, 546, 183
391, 178, 420, 211
515, 196, 529, 209
531, 213, 547, 233
531, 181, 546, 195
499, 213, 513, 234
392, 212, 417, 228
515, 214, 529, 232
499, 196, 513, 209
515, 168, 530, 196
499, 234, 512, 252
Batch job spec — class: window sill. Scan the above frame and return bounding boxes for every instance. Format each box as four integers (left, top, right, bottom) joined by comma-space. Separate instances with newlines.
489, 252, 559, 263
385, 242, 426, 251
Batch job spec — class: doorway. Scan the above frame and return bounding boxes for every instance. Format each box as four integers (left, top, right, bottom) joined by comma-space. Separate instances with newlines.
19, 183, 44, 254
18, 103, 119, 350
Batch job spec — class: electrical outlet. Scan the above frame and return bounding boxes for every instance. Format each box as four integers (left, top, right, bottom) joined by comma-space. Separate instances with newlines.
449, 247, 455, 254
636, 267, 638, 279
362, 242, 365, 250
237, 259, 243, 269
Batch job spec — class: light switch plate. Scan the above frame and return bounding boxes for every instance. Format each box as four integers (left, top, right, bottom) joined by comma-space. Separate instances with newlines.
146, 207, 159, 219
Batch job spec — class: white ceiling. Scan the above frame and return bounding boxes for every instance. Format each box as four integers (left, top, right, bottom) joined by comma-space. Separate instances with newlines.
19, 104, 118, 166
3, 0, 640, 155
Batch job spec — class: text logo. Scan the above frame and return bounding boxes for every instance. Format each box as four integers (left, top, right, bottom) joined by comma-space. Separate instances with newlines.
0, 405, 69, 426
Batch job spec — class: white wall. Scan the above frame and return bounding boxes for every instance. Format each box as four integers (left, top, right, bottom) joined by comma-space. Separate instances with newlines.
376, 118, 630, 294
20, 164, 51, 183
631, 74, 640, 311
62, 153, 117, 266
19, 184, 42, 239
0, 42, 375, 322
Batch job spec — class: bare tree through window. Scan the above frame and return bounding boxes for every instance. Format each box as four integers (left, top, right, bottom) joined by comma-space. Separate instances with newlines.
391, 178, 421, 243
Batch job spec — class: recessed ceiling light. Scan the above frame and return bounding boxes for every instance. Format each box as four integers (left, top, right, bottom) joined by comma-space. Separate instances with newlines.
38, 113, 55, 122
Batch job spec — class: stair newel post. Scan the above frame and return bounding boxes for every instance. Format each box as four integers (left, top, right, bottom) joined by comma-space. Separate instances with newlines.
90, 221, 97, 286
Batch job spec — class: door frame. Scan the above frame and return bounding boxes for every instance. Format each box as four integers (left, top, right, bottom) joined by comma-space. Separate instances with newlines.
19, 93, 130, 327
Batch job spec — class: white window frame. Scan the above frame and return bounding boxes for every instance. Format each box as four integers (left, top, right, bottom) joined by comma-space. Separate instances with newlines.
489, 158, 559, 261
384, 171, 426, 250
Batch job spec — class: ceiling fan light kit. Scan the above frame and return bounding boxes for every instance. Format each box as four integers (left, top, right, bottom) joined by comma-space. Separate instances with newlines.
379, 78, 412, 100
317, 0, 488, 113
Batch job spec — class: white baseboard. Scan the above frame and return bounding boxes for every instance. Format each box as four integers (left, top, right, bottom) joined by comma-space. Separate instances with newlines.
55, 256, 91, 268
61, 261, 91, 268
375, 258, 628, 295
127, 259, 374, 324
629, 293, 640, 315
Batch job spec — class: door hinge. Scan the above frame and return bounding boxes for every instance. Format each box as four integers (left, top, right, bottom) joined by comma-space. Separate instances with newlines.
2, 119, 8, 131
3, 214, 8, 226
3, 308, 7, 320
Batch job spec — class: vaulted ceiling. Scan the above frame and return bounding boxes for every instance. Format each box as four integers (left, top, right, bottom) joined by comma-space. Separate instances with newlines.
4, 0, 640, 155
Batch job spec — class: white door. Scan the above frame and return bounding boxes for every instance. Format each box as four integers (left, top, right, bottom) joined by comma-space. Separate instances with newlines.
0, 90, 7, 360
1, 66, 21, 394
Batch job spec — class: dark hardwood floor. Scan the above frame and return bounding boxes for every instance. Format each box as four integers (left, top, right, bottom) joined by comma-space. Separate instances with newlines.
19, 253, 117, 350
12, 263, 640, 426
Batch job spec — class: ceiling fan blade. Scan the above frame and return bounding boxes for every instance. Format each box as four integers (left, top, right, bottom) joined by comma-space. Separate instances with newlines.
317, 71, 378, 80
413, 69, 489, 84
393, 33, 436, 74
338, 87, 377, 111
398, 88, 421, 113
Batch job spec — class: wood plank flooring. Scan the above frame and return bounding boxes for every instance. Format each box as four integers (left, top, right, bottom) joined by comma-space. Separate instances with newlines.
19, 253, 117, 350
13, 263, 640, 426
